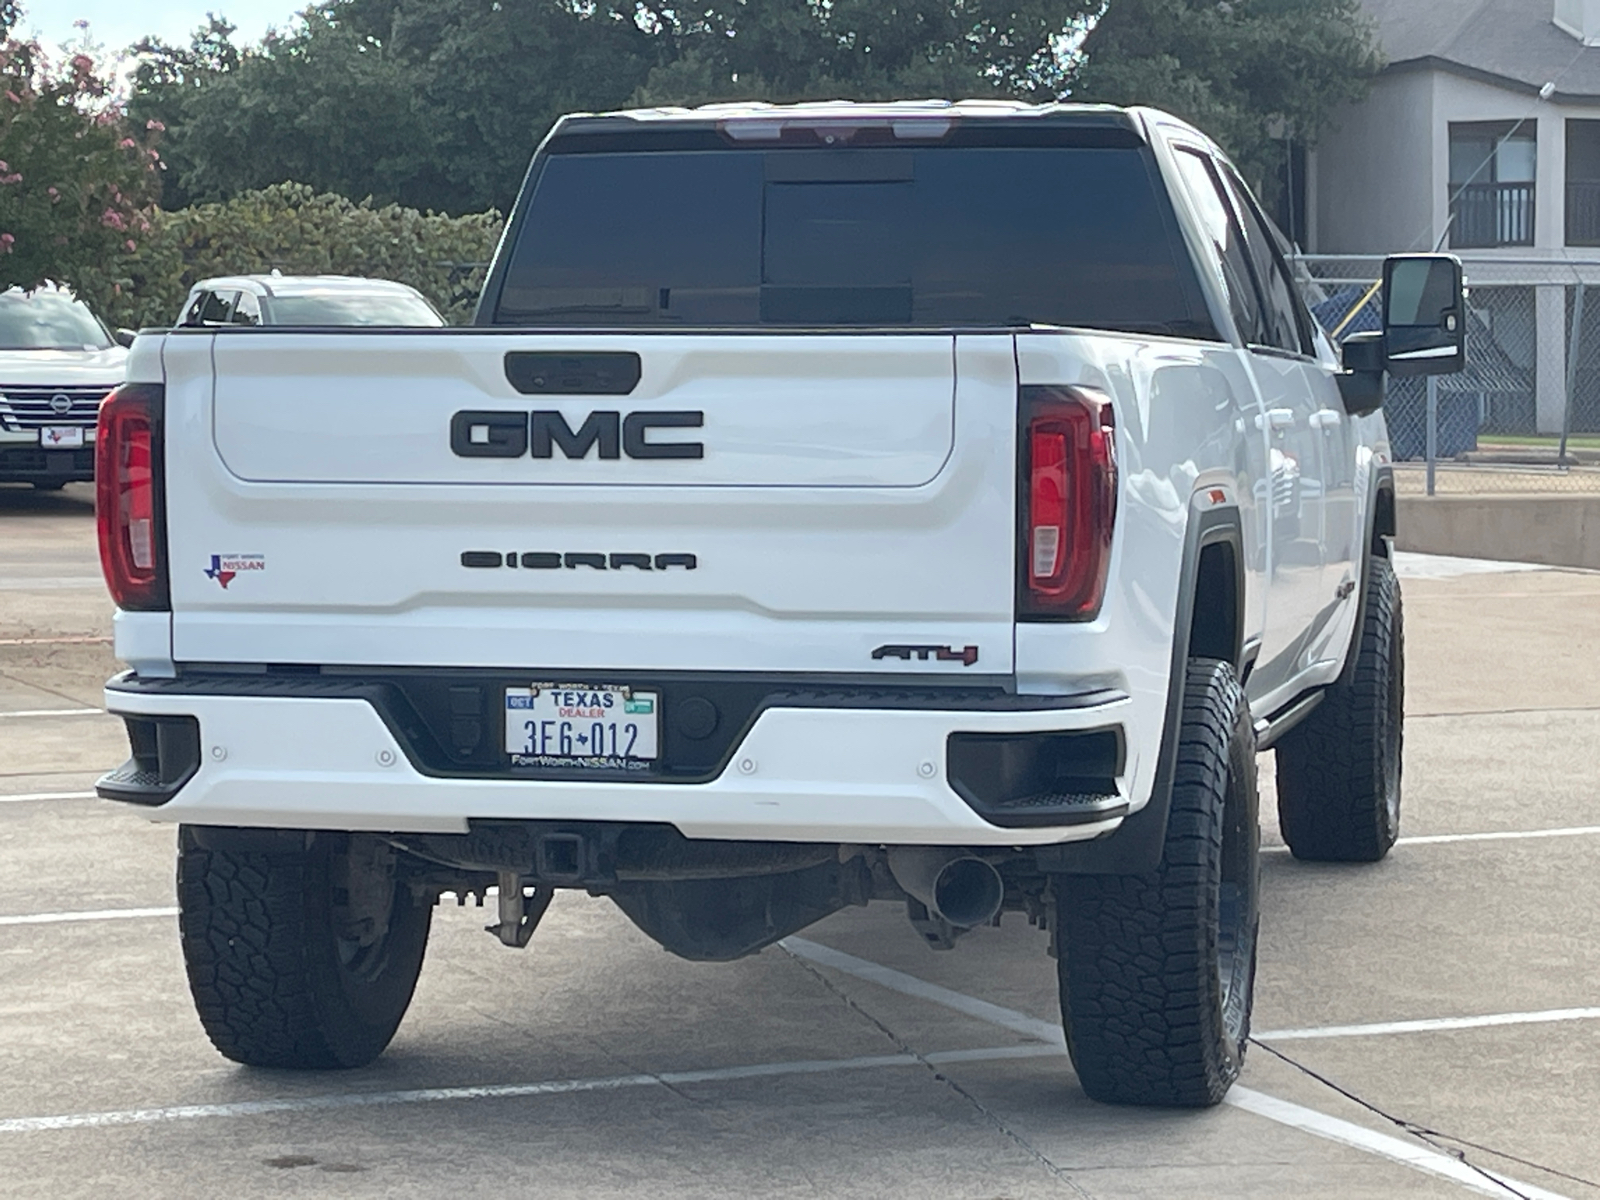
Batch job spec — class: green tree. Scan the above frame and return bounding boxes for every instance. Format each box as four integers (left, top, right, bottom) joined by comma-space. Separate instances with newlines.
130, 11, 427, 212
132, 0, 663, 215
1070, 0, 1382, 202
0, 28, 163, 313
390, 0, 662, 214
634, 0, 1074, 107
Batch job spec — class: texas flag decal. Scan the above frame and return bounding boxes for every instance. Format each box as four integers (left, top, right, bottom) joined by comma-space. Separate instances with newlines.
205, 553, 265, 589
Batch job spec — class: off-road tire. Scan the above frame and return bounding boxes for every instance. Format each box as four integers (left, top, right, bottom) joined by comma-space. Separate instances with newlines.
177, 827, 432, 1069
1275, 553, 1403, 862
1055, 657, 1259, 1107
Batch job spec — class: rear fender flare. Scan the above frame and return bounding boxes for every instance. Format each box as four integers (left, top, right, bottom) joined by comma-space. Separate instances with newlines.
1037, 498, 1245, 875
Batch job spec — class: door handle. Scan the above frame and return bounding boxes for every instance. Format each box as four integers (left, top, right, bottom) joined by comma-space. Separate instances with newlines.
1310, 409, 1342, 430
1256, 408, 1296, 432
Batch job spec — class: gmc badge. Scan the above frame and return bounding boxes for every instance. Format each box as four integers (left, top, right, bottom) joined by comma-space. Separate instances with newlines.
451, 410, 703, 460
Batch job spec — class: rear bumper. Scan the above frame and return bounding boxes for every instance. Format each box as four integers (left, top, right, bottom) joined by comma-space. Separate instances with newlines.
100, 676, 1143, 845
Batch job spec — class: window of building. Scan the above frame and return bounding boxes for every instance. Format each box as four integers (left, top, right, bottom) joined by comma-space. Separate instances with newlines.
1448, 121, 1536, 248
1567, 120, 1600, 246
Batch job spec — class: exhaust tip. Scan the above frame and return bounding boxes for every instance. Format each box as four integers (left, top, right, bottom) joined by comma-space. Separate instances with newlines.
932, 857, 1005, 928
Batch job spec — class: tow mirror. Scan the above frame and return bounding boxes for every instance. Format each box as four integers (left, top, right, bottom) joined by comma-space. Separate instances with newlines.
1382, 253, 1465, 376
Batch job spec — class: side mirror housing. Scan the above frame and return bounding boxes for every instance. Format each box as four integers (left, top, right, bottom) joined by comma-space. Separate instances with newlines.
1337, 330, 1386, 416
114, 328, 137, 349
1382, 253, 1466, 376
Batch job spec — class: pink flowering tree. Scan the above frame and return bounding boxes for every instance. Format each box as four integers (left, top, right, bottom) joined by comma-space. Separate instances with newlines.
0, 28, 162, 321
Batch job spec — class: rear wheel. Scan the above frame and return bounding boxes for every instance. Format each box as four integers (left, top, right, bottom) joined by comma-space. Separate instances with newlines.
177, 828, 432, 1069
1055, 658, 1259, 1107
1275, 553, 1403, 862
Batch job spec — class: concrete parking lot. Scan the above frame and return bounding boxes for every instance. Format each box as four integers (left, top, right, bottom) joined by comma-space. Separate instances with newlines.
2, 481, 1598, 1199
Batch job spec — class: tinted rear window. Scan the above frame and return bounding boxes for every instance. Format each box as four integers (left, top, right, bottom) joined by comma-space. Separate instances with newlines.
267, 293, 445, 327
494, 145, 1210, 336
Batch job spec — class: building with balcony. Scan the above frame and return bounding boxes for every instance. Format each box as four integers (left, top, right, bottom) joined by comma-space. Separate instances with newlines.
1306, 0, 1600, 433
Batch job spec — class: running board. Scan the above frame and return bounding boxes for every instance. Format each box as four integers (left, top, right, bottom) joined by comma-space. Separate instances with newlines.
1253, 691, 1324, 751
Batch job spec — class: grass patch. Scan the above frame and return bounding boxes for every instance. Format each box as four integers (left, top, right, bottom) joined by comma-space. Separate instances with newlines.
1476, 433, 1600, 450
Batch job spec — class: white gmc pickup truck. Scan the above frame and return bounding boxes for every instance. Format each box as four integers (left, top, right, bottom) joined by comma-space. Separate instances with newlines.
97, 102, 1465, 1107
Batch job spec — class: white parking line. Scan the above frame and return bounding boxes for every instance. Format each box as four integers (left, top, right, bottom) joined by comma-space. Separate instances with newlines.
1399, 825, 1600, 846
0, 709, 104, 718
0, 636, 111, 646
0, 1044, 1065, 1135
1261, 824, 1600, 852
780, 938, 1572, 1200
781, 937, 1065, 1044
1257, 1007, 1600, 1041
1225, 1088, 1571, 1200
0, 710, 104, 720
0, 907, 178, 928
0, 791, 97, 804
0, 576, 105, 591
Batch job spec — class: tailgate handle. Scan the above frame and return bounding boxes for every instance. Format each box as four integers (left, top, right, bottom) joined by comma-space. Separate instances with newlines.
505, 352, 641, 396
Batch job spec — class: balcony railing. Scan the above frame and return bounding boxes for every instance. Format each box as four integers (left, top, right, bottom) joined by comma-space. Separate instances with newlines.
1567, 180, 1600, 245
1450, 181, 1536, 248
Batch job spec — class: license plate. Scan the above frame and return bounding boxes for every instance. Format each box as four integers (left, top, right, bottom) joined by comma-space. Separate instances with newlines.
504, 684, 659, 768
39, 426, 84, 448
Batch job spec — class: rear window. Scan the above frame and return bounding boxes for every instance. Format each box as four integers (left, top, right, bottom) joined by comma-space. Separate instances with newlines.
266, 292, 444, 327
494, 144, 1211, 336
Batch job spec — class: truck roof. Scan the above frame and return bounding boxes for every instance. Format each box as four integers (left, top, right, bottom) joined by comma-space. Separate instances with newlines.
188, 275, 428, 300
549, 99, 1190, 142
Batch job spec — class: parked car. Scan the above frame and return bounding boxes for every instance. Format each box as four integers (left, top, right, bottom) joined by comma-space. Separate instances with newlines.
178, 275, 446, 328
0, 286, 128, 489
99, 101, 1465, 1106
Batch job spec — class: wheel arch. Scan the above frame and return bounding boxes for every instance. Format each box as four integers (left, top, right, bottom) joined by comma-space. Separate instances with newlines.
1037, 499, 1245, 875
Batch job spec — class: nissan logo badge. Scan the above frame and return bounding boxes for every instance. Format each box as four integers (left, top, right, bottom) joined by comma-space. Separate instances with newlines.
49, 394, 72, 415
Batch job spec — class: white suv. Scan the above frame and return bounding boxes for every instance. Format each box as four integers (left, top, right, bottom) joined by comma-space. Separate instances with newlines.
177, 275, 445, 328
0, 287, 127, 489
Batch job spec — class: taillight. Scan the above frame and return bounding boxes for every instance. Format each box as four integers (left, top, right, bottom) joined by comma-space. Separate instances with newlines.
96, 384, 169, 611
1018, 385, 1117, 620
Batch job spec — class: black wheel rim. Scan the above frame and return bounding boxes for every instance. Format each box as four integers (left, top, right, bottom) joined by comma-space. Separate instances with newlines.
336, 915, 397, 983
330, 846, 402, 986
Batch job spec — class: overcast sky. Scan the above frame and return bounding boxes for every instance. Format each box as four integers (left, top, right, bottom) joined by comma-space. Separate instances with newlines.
21, 1, 305, 56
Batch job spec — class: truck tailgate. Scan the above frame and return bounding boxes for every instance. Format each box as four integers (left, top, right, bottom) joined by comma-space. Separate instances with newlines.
165, 330, 1019, 674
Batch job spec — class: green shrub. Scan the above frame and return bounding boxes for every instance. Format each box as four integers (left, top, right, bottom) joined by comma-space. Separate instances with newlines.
97, 182, 503, 328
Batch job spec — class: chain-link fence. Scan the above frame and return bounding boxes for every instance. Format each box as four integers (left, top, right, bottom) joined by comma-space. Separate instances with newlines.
1296, 254, 1600, 494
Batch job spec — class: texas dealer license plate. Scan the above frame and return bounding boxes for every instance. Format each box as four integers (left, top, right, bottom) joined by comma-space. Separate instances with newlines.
504, 684, 659, 769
